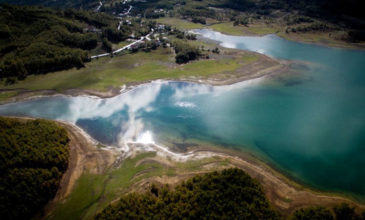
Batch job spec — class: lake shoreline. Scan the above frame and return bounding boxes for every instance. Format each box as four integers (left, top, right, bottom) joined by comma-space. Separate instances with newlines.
154, 17, 365, 50
0, 50, 289, 105
36, 117, 365, 217
62, 121, 365, 216
3, 113, 365, 218
2, 29, 365, 216
204, 27, 365, 51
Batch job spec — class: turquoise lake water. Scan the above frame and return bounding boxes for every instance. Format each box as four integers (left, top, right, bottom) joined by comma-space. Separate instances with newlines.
1, 30, 365, 199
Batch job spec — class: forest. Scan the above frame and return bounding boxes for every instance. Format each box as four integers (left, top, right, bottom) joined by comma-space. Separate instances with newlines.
0, 0, 98, 9
0, 117, 70, 220
96, 168, 280, 219
0, 4, 138, 81
95, 168, 365, 220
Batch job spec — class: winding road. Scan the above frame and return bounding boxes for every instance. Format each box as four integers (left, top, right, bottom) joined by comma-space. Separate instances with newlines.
91, 1, 151, 59
95, 1, 103, 12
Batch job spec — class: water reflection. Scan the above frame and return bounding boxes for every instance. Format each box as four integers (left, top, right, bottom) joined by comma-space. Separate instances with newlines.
1, 30, 365, 198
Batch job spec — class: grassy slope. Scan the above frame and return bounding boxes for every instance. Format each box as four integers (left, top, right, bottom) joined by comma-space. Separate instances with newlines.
155, 17, 204, 30
0, 91, 18, 102
48, 152, 225, 220
0, 47, 257, 92
209, 22, 280, 36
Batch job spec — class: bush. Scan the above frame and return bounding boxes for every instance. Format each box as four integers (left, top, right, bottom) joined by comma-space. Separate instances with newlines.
291, 206, 334, 220
172, 41, 201, 64
192, 17, 206, 24
102, 38, 113, 53
333, 203, 358, 220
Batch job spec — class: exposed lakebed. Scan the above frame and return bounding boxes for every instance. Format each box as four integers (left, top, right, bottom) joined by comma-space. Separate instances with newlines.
1, 30, 365, 200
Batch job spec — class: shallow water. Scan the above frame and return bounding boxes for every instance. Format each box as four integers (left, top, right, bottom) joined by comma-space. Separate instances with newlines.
1, 30, 365, 199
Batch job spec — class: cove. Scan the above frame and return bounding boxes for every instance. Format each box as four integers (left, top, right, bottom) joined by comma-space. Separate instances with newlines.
1, 30, 365, 200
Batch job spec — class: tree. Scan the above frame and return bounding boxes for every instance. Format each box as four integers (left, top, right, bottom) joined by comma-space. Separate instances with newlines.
333, 203, 358, 220
0, 117, 70, 220
291, 206, 334, 220
95, 168, 280, 220
102, 38, 112, 53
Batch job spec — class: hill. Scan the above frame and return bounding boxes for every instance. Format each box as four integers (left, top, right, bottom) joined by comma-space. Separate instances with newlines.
0, 117, 70, 220
0, 0, 98, 9
95, 168, 281, 219
95, 168, 365, 220
0, 4, 139, 81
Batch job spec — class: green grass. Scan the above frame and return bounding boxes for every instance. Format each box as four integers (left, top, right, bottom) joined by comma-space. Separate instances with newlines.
48, 151, 229, 220
209, 22, 248, 35
155, 17, 204, 30
174, 156, 223, 171
154, 18, 279, 36
0, 91, 18, 102
170, 36, 217, 49
49, 152, 163, 220
0, 47, 254, 93
247, 25, 280, 35
112, 41, 129, 50
209, 22, 279, 36
89, 43, 106, 56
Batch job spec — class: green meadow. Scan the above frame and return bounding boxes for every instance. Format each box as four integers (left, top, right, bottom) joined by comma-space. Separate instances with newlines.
48, 152, 226, 220
0, 47, 257, 93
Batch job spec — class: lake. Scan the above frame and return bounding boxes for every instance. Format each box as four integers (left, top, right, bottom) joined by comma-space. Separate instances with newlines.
1, 29, 365, 200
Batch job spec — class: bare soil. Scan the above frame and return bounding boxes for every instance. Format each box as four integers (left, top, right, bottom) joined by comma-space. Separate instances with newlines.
42, 121, 117, 219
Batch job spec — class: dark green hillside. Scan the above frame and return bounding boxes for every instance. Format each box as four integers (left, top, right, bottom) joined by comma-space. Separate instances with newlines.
291, 204, 365, 220
217, 0, 365, 25
95, 168, 280, 220
0, 117, 70, 220
0, 4, 126, 81
0, 0, 98, 9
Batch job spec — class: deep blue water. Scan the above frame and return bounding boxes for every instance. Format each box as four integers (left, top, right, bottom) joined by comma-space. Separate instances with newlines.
1, 30, 365, 199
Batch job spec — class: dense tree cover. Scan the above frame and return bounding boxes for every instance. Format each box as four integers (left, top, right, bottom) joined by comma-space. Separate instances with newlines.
95, 168, 280, 220
0, 117, 70, 220
102, 27, 130, 43
290, 206, 334, 220
172, 41, 202, 64
0, 0, 98, 9
217, 0, 365, 30
0, 4, 123, 80
217, 0, 365, 20
291, 204, 365, 220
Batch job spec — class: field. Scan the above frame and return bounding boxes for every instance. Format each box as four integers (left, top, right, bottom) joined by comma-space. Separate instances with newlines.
209, 22, 280, 36
0, 47, 261, 96
0, 91, 18, 102
155, 17, 204, 30
47, 151, 229, 220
